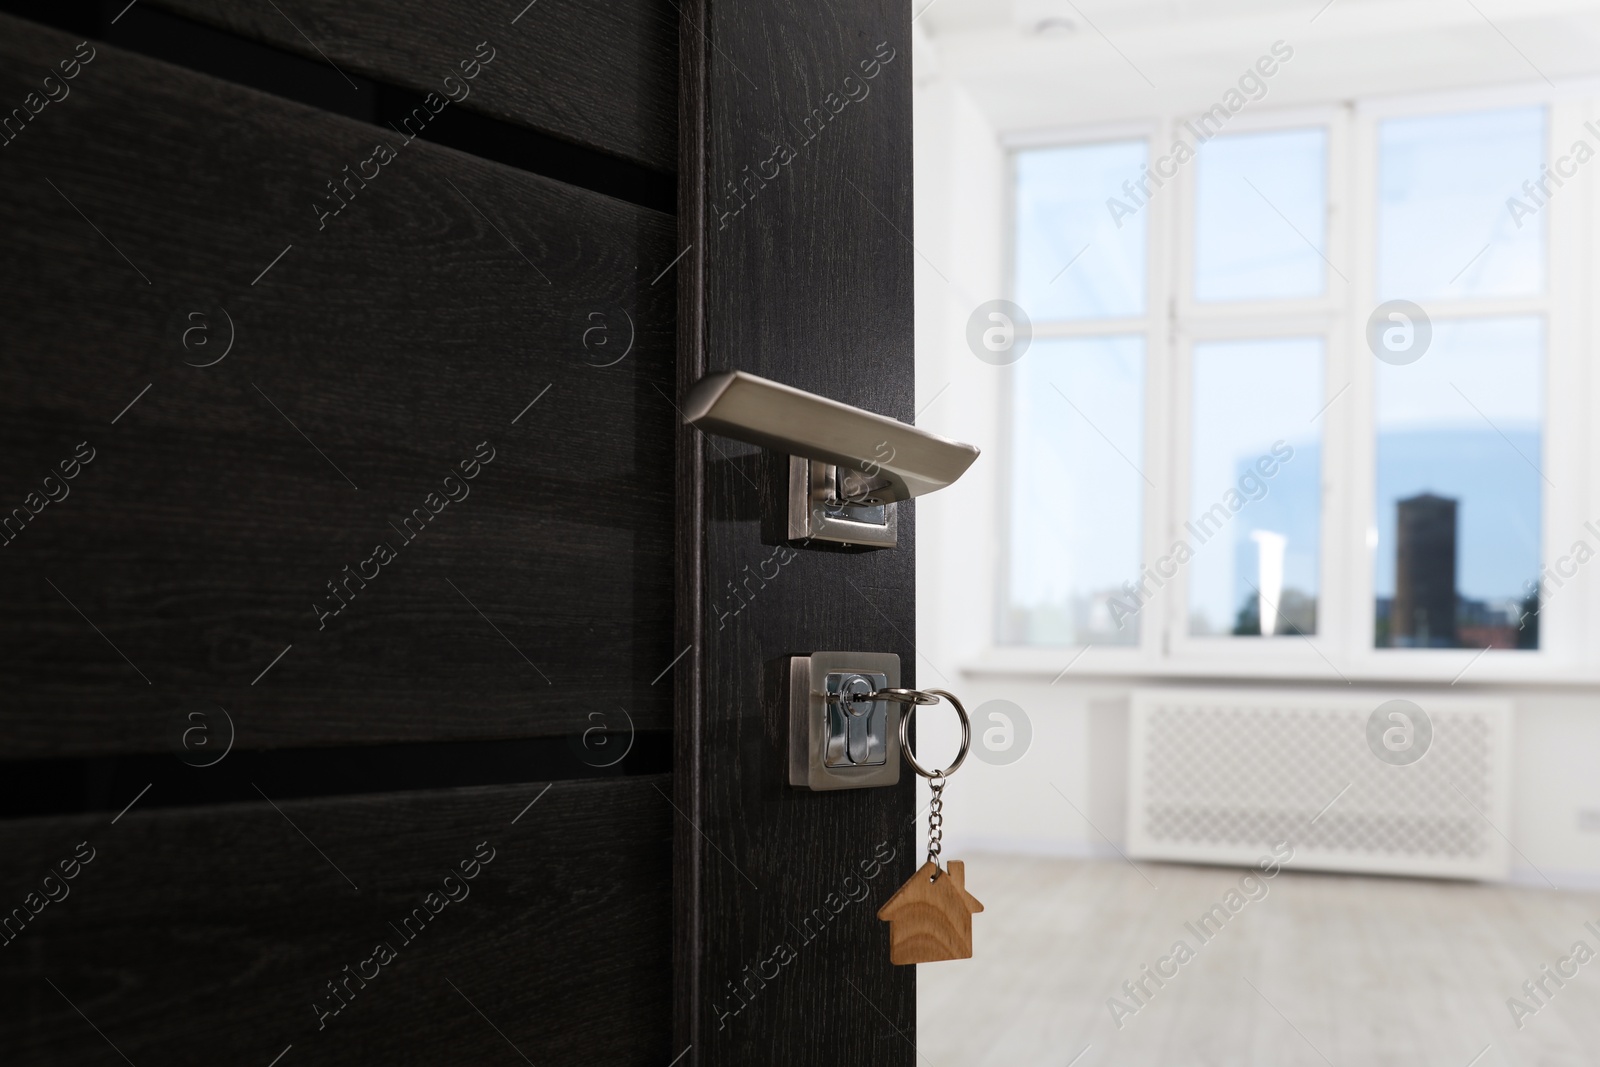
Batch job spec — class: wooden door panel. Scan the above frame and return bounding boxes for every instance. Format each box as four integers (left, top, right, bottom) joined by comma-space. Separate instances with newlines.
0, 17, 676, 758
676, 1, 918, 1062
144, 0, 678, 171
0, 777, 673, 1065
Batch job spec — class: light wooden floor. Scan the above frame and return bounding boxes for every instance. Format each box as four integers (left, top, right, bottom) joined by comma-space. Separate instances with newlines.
919, 854, 1600, 1066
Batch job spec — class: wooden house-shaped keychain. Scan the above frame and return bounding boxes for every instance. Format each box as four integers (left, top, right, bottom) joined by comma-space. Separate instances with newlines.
876, 860, 984, 965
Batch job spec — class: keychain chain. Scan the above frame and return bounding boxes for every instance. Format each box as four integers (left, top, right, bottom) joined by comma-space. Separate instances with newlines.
855, 686, 970, 882
926, 771, 946, 877
870, 686, 985, 965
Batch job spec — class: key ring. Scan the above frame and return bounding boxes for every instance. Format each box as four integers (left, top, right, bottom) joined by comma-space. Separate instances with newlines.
899, 689, 971, 778
852, 687, 971, 778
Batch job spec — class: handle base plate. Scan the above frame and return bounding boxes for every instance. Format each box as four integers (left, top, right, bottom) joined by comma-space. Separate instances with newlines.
787, 457, 899, 549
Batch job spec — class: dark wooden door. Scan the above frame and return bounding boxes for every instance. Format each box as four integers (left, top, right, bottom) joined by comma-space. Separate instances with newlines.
0, 0, 914, 1063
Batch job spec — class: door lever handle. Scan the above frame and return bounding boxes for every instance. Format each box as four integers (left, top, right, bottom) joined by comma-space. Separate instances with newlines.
684, 372, 979, 547
684, 371, 978, 502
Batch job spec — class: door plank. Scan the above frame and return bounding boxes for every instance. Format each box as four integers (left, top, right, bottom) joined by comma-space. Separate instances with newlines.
0, 18, 677, 757
0, 777, 673, 1066
144, 0, 678, 172
676, 1, 918, 1063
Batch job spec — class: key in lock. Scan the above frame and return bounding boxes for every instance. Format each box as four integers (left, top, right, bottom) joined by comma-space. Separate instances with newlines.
824, 672, 889, 767
787, 652, 901, 790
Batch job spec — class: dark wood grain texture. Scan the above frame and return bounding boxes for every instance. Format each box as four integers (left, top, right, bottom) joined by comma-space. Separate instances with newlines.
677, 1, 917, 1063
144, 0, 679, 172
0, 777, 673, 1066
0, 18, 678, 757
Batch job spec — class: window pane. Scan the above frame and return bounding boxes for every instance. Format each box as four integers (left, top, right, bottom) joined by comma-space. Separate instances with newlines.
1004, 336, 1144, 645
1378, 106, 1545, 300
1195, 128, 1328, 302
1374, 316, 1543, 649
1188, 338, 1324, 637
1014, 141, 1147, 320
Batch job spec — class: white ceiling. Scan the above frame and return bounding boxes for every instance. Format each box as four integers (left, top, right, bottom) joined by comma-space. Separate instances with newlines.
916, 0, 1600, 134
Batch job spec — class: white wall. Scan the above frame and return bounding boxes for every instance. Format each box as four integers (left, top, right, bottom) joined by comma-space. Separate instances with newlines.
912, 6, 1600, 888
911, 676, 1600, 888
912, 23, 1005, 682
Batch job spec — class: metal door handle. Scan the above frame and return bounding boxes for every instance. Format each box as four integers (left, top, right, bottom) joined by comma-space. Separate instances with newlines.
684, 371, 980, 548
685, 371, 978, 502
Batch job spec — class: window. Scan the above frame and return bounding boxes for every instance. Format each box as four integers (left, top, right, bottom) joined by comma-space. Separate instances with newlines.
1373, 318, 1544, 649
1194, 128, 1327, 302
1188, 338, 1323, 637
1371, 106, 1547, 651
1006, 336, 1145, 646
1005, 138, 1150, 646
1004, 94, 1565, 673
1377, 107, 1545, 300
1182, 125, 1331, 645
1014, 141, 1147, 319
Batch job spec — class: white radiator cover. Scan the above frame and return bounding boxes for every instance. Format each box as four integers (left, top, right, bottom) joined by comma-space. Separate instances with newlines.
1127, 687, 1513, 881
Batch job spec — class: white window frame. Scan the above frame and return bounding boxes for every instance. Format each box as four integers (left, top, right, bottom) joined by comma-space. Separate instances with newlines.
983, 81, 1597, 685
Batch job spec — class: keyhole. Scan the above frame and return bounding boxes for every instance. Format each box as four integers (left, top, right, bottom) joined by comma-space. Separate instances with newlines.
841, 675, 874, 716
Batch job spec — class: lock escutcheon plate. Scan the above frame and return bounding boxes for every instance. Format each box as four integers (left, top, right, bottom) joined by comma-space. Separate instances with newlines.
788, 651, 902, 790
